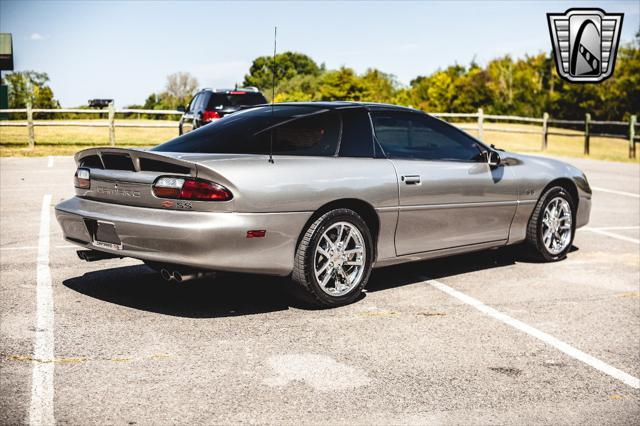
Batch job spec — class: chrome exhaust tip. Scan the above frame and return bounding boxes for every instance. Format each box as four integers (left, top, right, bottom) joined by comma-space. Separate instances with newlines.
77, 249, 123, 262
173, 270, 215, 283
159, 267, 215, 284
160, 268, 174, 282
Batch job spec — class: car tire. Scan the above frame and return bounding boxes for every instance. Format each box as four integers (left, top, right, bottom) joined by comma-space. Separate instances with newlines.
292, 208, 373, 308
526, 186, 575, 262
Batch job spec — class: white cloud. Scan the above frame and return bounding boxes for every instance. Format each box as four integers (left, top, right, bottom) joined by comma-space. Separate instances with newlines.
29, 33, 44, 41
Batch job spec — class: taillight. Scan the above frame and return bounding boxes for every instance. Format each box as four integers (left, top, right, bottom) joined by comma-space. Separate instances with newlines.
202, 110, 220, 122
152, 177, 184, 198
153, 177, 232, 201
74, 168, 91, 189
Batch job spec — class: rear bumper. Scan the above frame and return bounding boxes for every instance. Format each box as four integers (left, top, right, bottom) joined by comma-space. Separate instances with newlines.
55, 197, 312, 276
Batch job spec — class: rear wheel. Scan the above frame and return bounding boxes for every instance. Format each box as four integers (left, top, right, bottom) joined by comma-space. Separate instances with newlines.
526, 186, 575, 261
292, 209, 372, 308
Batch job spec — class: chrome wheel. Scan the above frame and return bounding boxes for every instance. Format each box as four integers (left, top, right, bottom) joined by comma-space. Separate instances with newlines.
313, 221, 366, 297
542, 196, 572, 255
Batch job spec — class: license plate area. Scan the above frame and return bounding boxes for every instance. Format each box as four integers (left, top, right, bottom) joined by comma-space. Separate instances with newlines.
84, 219, 122, 250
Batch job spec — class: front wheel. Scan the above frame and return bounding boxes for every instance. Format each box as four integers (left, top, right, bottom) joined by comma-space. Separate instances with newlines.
526, 186, 575, 261
292, 209, 373, 308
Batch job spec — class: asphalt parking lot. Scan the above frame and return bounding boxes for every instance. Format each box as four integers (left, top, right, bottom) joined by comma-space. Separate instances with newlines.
1, 154, 639, 425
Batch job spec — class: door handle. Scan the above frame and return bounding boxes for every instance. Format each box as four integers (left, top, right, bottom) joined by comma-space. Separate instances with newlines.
401, 175, 421, 185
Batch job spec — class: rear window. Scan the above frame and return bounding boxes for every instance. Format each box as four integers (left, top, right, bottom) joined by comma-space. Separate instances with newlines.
207, 92, 267, 109
152, 106, 341, 156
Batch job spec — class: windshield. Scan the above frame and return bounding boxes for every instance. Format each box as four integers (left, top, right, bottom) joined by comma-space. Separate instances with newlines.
152, 105, 341, 156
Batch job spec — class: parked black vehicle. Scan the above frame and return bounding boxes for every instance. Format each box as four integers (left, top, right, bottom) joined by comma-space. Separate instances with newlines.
178, 87, 267, 135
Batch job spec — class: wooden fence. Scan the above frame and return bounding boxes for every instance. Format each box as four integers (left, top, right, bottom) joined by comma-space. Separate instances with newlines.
0, 104, 638, 158
0, 103, 182, 148
434, 108, 639, 159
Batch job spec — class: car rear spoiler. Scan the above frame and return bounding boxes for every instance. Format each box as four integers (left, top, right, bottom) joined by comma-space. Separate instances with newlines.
74, 147, 198, 177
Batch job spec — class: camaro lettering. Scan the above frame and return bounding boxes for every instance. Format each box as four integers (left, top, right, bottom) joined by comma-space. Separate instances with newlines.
96, 186, 141, 197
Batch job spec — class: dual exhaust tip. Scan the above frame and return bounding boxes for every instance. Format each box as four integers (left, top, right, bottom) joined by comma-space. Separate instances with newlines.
77, 250, 213, 284
160, 268, 215, 284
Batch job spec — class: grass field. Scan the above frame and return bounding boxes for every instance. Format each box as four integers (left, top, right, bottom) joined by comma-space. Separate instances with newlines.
0, 120, 178, 157
0, 119, 637, 163
470, 122, 637, 163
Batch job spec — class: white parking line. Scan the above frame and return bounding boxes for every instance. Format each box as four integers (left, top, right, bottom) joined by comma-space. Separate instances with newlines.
580, 228, 640, 244
47, 156, 54, 168
591, 186, 640, 198
583, 226, 640, 231
425, 278, 640, 389
28, 194, 55, 426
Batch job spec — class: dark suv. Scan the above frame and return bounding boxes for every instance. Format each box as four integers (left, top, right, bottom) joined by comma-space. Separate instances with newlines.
178, 87, 267, 135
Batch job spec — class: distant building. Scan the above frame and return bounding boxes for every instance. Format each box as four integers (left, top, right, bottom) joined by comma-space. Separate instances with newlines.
0, 33, 14, 118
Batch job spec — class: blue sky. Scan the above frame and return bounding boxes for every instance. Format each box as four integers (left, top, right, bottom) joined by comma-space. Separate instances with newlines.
1, 0, 638, 107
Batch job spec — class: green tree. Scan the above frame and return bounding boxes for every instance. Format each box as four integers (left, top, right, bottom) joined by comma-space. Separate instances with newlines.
509, 54, 548, 117
590, 34, 640, 119
391, 87, 415, 107
243, 52, 321, 94
143, 93, 161, 110
449, 66, 492, 112
485, 56, 515, 114
410, 65, 466, 112
360, 68, 398, 103
317, 67, 367, 101
3, 71, 59, 108
274, 74, 319, 102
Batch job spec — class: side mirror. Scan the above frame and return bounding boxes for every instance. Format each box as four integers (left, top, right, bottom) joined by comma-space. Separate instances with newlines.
485, 150, 501, 168
176, 105, 185, 113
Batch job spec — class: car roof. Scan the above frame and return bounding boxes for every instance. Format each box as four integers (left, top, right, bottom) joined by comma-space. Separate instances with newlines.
200, 88, 263, 94
260, 101, 422, 113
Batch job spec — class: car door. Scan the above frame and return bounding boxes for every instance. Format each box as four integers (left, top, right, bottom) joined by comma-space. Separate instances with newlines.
181, 94, 200, 134
192, 92, 209, 129
370, 110, 518, 255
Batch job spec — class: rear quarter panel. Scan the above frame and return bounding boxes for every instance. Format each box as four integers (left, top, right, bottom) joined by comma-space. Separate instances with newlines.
198, 155, 401, 261
197, 156, 399, 213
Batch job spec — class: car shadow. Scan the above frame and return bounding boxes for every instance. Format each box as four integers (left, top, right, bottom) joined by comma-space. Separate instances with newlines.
366, 244, 580, 293
63, 244, 579, 317
63, 264, 297, 318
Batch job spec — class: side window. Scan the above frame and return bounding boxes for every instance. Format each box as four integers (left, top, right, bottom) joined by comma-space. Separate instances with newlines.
195, 94, 207, 112
269, 111, 341, 156
196, 93, 208, 111
371, 111, 483, 161
187, 94, 199, 113
339, 108, 374, 157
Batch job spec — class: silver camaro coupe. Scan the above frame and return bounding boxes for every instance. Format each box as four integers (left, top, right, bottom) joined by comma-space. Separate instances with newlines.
56, 102, 591, 307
